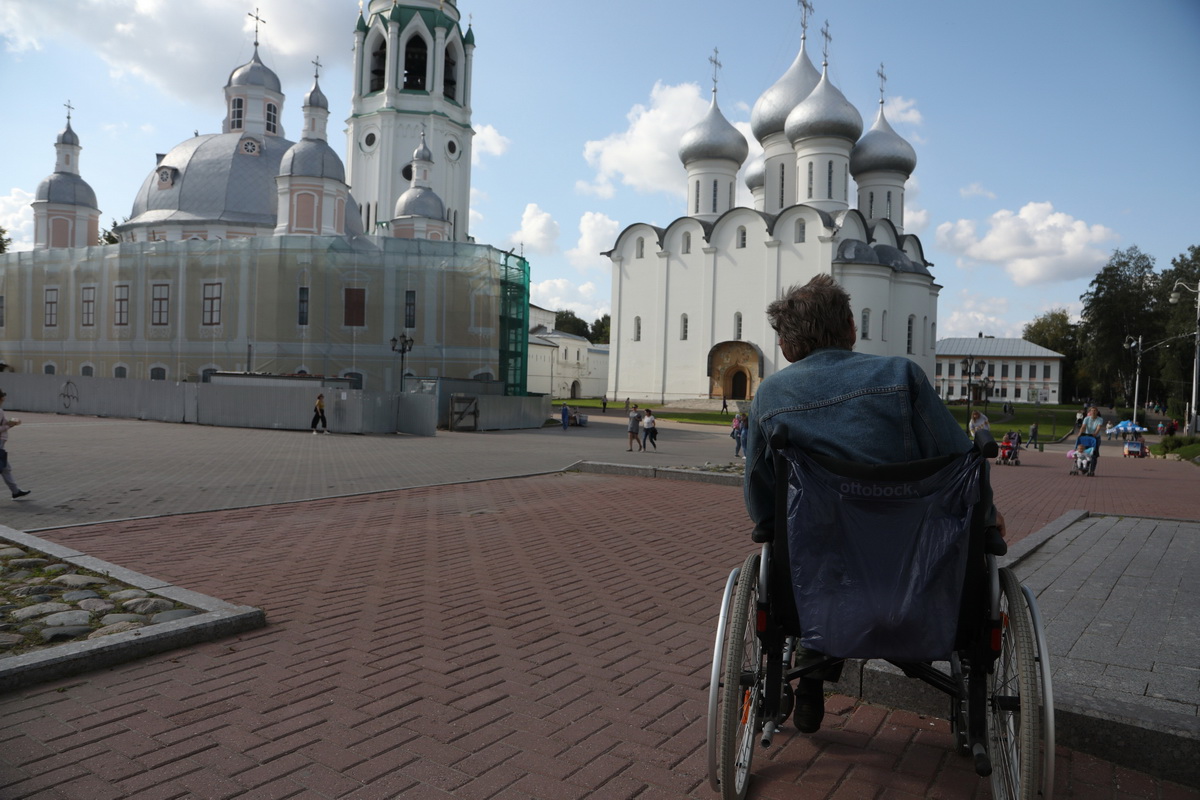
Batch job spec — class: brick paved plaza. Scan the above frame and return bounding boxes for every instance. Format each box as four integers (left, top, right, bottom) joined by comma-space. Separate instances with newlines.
0, 412, 1196, 798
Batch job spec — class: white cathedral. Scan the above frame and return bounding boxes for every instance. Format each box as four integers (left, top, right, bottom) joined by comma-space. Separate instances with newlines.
606, 16, 939, 404
2, 1, 530, 395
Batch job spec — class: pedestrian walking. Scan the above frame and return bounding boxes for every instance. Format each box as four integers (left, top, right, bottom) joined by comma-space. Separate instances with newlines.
561, 402, 570, 430
721, 395, 729, 416
601, 397, 607, 414
311, 393, 330, 434
1029, 422, 1038, 447
731, 413, 744, 457
0, 390, 31, 500
641, 408, 657, 450
626, 404, 643, 451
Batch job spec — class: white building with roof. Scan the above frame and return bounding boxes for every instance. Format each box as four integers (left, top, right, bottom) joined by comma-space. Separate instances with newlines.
1, 1, 533, 395
606, 12, 938, 404
935, 336, 1065, 406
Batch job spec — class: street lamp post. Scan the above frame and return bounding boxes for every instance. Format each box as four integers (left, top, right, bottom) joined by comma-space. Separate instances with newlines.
390, 334, 415, 392
981, 376, 995, 416
1169, 281, 1200, 434
960, 355, 986, 428
1124, 335, 1143, 427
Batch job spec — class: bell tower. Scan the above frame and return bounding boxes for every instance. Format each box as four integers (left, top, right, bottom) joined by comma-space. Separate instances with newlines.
345, 0, 474, 241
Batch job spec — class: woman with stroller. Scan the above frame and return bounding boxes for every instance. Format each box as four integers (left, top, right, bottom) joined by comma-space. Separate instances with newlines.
1080, 406, 1104, 476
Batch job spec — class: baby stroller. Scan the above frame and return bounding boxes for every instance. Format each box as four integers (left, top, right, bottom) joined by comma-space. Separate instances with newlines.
1069, 435, 1097, 476
996, 432, 1021, 466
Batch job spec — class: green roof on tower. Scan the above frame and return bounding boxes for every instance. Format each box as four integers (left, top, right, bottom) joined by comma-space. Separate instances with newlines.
356, 12, 368, 33
464, 25, 474, 45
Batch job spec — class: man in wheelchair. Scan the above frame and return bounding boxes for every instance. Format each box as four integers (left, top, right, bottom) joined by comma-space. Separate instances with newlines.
743, 274, 1007, 734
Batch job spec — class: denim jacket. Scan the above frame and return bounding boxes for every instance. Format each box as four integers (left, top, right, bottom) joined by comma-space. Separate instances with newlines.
744, 348, 995, 532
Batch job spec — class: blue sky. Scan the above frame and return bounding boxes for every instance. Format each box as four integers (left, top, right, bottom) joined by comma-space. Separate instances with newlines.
3, 0, 1198, 339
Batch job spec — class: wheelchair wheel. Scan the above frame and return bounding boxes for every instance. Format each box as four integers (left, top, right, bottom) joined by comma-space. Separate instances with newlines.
716, 552, 763, 800
989, 568, 1043, 800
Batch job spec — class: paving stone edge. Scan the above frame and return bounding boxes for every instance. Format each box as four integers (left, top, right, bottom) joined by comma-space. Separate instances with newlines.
0, 525, 266, 694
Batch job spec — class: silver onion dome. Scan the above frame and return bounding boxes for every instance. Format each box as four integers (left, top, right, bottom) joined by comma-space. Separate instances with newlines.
749, 40, 821, 143
36, 172, 97, 208
303, 78, 328, 110
784, 69, 863, 144
413, 132, 433, 163
678, 92, 748, 166
227, 47, 282, 93
56, 120, 80, 146
394, 186, 445, 220
280, 139, 345, 181
850, 104, 916, 176
744, 153, 765, 191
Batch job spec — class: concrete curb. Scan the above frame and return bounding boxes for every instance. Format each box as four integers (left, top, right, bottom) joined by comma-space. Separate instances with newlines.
570, 460, 742, 486
0, 525, 266, 694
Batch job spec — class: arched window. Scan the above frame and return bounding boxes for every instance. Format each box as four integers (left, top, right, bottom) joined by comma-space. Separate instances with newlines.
443, 45, 458, 101
150, 367, 166, 381
43, 364, 55, 375
922, 316, 928, 352
887, 191, 893, 220
868, 191, 874, 218
931, 322, 936, 344
712, 179, 718, 213
906, 315, 915, 354
806, 162, 813, 199
81, 365, 94, 377
369, 39, 386, 93
344, 372, 364, 390
230, 97, 244, 130
734, 312, 743, 340
826, 160, 834, 199
694, 181, 700, 214
115, 365, 128, 379
682, 231, 691, 254
729, 182, 735, 210
779, 163, 786, 209
844, 165, 849, 201
861, 309, 871, 340
795, 219, 806, 243
680, 313, 689, 340
403, 35, 428, 91
635, 237, 644, 258
881, 310, 888, 341
266, 103, 278, 134
736, 226, 746, 249
633, 316, 642, 342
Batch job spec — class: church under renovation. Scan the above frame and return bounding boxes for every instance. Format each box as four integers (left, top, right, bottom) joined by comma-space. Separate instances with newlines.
606, 12, 939, 404
0, 1, 529, 395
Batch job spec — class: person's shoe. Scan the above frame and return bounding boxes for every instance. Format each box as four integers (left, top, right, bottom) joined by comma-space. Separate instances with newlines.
12, 490, 30, 499
312, 430, 318, 435
323, 430, 331, 435
794, 678, 826, 733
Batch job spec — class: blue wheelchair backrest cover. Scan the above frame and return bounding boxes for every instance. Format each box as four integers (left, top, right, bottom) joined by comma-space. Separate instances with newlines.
783, 447, 983, 661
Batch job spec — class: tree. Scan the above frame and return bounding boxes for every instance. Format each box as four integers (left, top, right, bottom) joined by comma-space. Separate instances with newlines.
1155, 244, 1200, 418
1022, 308, 1080, 401
1078, 246, 1164, 405
554, 309, 590, 338
0, 225, 11, 254
98, 218, 125, 245
589, 314, 610, 344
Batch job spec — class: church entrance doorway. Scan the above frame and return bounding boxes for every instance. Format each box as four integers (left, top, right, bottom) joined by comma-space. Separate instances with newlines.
707, 341, 763, 401
570, 381, 581, 399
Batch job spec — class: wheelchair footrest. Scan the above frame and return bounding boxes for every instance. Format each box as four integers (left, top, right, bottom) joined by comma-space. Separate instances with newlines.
972, 742, 992, 777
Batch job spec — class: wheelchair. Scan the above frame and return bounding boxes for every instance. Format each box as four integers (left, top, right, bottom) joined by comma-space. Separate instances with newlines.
707, 429, 1054, 800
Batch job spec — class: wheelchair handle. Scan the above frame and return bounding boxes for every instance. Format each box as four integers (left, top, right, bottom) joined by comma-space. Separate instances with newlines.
972, 428, 999, 459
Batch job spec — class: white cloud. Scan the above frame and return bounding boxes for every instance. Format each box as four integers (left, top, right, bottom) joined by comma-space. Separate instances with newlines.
472, 124, 510, 166
530, 277, 609, 322
577, 81, 709, 199
505, 203, 559, 255
884, 96, 922, 126
937, 290, 1022, 339
935, 201, 1118, 286
960, 182, 996, 199
565, 212, 620, 272
0, 188, 35, 251
902, 175, 929, 235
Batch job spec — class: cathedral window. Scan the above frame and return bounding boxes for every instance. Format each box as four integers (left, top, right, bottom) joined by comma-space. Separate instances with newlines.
795, 219, 806, 243
344, 288, 366, 327
298, 287, 310, 326
826, 161, 833, 199
886, 191, 893, 219
81, 287, 96, 327
202, 283, 222, 326
711, 180, 718, 214
881, 310, 887, 340
44, 288, 59, 327
844, 165, 849, 201
266, 103, 279, 135
231, 97, 244, 130
729, 182, 735, 210
636, 237, 644, 258
405, 290, 416, 328
736, 226, 746, 249
861, 308, 870, 340
680, 314, 689, 341
403, 35, 428, 91
682, 232, 691, 254
922, 316, 928, 351
114, 285, 129, 326
868, 191, 874, 218
152, 284, 170, 326
150, 367, 167, 381
906, 315, 915, 354
931, 323, 936, 344
369, 39, 386, 93
779, 164, 786, 209
443, 46, 458, 101
634, 316, 642, 342
806, 162, 813, 199
694, 180, 700, 214
734, 312, 743, 340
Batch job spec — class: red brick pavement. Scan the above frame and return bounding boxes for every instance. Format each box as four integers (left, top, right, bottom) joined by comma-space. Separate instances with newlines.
2, 468, 1198, 799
